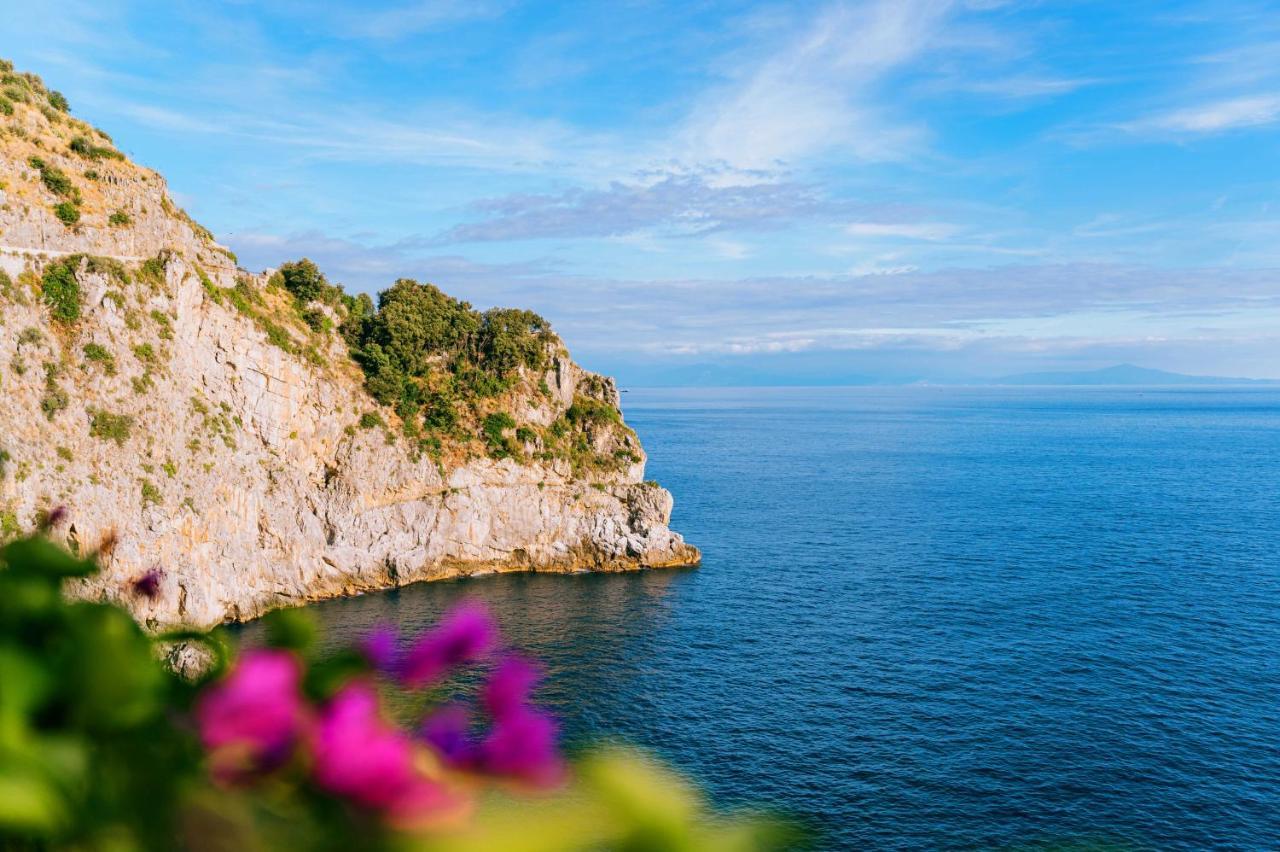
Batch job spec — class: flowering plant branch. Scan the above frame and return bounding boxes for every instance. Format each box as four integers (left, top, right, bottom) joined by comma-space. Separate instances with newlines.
0, 529, 799, 850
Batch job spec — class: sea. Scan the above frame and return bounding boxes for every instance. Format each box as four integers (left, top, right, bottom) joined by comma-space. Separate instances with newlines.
266, 387, 1280, 850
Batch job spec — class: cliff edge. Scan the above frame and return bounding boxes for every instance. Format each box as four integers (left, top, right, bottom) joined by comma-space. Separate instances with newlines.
0, 61, 698, 630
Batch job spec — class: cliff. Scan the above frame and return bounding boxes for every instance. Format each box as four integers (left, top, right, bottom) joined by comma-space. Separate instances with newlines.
0, 62, 697, 630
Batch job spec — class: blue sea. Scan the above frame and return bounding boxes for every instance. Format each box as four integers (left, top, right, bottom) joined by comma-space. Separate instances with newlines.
289, 387, 1280, 849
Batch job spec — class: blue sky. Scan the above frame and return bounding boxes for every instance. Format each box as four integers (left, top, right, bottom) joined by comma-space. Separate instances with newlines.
7, 0, 1280, 383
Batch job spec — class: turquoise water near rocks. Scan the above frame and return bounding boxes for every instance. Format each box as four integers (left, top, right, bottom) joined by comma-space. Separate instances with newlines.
284, 387, 1280, 849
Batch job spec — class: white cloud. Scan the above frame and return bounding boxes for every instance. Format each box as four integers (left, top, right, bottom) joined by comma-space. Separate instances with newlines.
846, 221, 960, 240
1139, 94, 1280, 134
678, 0, 952, 171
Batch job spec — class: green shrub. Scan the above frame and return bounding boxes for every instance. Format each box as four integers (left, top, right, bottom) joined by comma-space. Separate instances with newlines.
137, 255, 167, 291
277, 258, 333, 305
53, 201, 80, 225
32, 160, 74, 197
108, 209, 131, 226
0, 96, 12, 116
82, 343, 116, 375
17, 327, 42, 345
89, 410, 134, 444
482, 412, 518, 458
132, 343, 155, 363
261, 320, 294, 353
358, 411, 384, 430
301, 306, 331, 333
150, 310, 173, 340
69, 135, 122, 161
41, 260, 81, 322
47, 89, 69, 111
140, 479, 162, 507
477, 308, 554, 374
56, 446, 73, 462
422, 391, 458, 432
566, 396, 622, 428
40, 371, 68, 421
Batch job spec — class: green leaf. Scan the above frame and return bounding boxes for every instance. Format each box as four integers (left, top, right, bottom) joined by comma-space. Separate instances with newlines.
0, 536, 97, 579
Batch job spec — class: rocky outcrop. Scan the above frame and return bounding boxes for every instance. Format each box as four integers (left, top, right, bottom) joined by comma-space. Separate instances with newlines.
0, 62, 697, 630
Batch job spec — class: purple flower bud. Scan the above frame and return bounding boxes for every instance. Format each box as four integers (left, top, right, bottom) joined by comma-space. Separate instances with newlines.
131, 567, 164, 600
195, 649, 307, 784
399, 602, 498, 687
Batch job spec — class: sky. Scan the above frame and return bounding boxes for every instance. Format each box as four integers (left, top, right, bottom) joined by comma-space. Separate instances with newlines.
5, 0, 1280, 384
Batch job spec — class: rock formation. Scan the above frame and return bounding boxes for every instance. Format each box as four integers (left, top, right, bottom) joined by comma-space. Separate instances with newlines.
0, 62, 697, 630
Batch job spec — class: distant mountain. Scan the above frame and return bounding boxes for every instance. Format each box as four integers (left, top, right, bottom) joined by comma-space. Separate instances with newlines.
993, 364, 1279, 386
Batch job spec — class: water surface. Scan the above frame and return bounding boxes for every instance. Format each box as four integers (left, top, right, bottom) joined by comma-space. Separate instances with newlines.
266, 387, 1280, 849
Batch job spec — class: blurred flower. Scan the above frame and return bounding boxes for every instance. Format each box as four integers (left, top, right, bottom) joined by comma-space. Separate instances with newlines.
313, 683, 466, 828
360, 624, 399, 673
478, 706, 564, 787
421, 655, 565, 788
131, 567, 163, 600
195, 649, 307, 783
421, 704, 475, 765
399, 602, 497, 687
483, 656, 541, 719
39, 505, 67, 530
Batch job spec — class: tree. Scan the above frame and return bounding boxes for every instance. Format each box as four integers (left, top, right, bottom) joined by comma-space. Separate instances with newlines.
276, 258, 328, 305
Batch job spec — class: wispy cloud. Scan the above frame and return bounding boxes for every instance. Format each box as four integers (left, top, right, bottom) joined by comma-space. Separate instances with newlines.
1133, 93, 1280, 134
677, 0, 952, 171
846, 221, 961, 240
435, 174, 853, 243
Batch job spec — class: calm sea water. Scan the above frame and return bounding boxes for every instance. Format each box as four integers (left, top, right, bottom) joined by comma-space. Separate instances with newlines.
270, 387, 1280, 850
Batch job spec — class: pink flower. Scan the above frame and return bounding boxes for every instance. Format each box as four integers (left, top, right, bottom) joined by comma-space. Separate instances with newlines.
360, 624, 399, 673
482, 656, 541, 720
195, 649, 307, 783
399, 602, 498, 687
477, 707, 565, 788
421, 655, 565, 788
421, 704, 475, 766
313, 683, 465, 827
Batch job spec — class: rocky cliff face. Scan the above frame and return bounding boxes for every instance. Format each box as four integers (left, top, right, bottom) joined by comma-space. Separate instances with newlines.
0, 63, 697, 630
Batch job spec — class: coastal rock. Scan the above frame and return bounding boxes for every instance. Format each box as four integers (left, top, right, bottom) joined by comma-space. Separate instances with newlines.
0, 69, 698, 630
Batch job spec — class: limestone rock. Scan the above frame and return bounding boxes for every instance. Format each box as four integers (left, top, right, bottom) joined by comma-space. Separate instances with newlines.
0, 66, 698, 630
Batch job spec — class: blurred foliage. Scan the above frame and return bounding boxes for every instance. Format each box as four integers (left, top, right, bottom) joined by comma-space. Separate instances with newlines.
0, 532, 801, 851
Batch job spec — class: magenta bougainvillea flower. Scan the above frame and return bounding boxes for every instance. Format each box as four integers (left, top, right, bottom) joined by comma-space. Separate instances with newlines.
399, 602, 498, 687
131, 567, 164, 600
420, 653, 564, 788
476, 704, 564, 787
483, 655, 541, 718
359, 624, 399, 673
193, 602, 564, 829
421, 704, 475, 765
312, 683, 464, 827
195, 649, 307, 783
